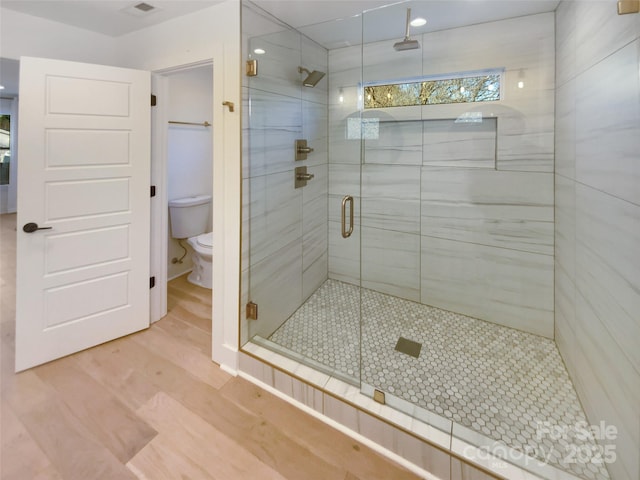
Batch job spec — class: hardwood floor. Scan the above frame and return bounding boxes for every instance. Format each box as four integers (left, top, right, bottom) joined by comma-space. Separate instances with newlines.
0, 213, 420, 480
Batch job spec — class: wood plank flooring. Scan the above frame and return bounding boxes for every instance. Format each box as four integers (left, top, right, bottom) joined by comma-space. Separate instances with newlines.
0, 213, 420, 480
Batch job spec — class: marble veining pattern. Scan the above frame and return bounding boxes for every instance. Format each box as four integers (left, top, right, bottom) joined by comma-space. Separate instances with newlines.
421, 236, 554, 338
554, 81, 576, 180
362, 164, 421, 234
268, 279, 610, 479
248, 170, 302, 267
575, 40, 640, 207
364, 120, 423, 166
420, 168, 554, 256
247, 238, 302, 340
554, 3, 640, 479
422, 118, 497, 169
246, 89, 303, 178
361, 227, 420, 301
575, 184, 640, 372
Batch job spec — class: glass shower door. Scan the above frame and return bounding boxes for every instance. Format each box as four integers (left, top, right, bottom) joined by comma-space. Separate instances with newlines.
243, 23, 307, 346
241, 1, 359, 383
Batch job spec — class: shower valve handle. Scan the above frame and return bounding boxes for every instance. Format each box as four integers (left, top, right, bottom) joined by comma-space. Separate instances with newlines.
296, 172, 315, 181
295, 139, 314, 161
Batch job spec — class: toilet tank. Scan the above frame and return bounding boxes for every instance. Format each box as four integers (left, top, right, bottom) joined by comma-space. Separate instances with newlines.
168, 195, 212, 239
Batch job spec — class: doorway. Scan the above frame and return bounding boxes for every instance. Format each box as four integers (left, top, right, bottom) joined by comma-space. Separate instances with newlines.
12, 55, 224, 371
150, 61, 214, 325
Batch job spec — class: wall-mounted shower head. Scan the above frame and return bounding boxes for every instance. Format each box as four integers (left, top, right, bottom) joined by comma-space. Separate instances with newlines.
298, 66, 326, 87
393, 8, 420, 51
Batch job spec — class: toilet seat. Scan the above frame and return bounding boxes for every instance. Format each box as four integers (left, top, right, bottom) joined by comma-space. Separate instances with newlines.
188, 232, 213, 257
196, 232, 213, 248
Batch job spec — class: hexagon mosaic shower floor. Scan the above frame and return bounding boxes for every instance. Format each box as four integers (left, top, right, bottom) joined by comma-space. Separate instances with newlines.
269, 279, 610, 480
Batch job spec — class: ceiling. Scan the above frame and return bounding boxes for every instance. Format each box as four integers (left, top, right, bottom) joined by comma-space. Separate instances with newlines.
0, 0, 560, 96
1, 0, 561, 41
1, 1, 225, 37
257, 0, 561, 49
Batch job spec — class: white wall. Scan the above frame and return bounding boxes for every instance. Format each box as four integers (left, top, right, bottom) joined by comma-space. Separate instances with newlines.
115, 1, 241, 371
166, 66, 214, 280
0, 98, 18, 214
555, 2, 640, 479
328, 12, 555, 337
0, 8, 117, 64
167, 67, 214, 202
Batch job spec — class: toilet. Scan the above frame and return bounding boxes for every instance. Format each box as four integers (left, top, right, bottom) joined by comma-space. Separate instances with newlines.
168, 195, 213, 289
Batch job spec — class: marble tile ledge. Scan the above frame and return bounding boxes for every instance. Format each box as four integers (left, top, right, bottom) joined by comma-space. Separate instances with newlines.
239, 342, 591, 480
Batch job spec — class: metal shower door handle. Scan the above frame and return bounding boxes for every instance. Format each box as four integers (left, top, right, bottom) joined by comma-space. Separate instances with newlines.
341, 195, 354, 238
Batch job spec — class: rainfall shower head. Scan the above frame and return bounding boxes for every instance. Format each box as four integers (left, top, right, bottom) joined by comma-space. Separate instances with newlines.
394, 38, 420, 51
298, 66, 326, 87
393, 8, 420, 51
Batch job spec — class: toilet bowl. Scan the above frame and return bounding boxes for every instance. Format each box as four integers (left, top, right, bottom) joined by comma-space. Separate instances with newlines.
168, 194, 213, 289
186, 232, 213, 289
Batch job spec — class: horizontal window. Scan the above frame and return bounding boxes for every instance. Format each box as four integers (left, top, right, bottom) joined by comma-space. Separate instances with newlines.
364, 70, 502, 109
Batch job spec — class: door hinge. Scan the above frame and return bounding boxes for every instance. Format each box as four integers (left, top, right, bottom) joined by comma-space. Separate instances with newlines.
246, 59, 258, 77
150, 276, 156, 289
150, 185, 156, 197
618, 0, 639, 14
373, 389, 386, 405
246, 302, 258, 320
151, 94, 157, 106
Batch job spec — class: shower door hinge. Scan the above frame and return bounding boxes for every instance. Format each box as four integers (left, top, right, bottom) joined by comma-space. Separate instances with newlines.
618, 0, 639, 14
150, 276, 156, 289
373, 389, 386, 405
150, 185, 156, 197
246, 302, 258, 320
151, 94, 157, 106
246, 59, 258, 77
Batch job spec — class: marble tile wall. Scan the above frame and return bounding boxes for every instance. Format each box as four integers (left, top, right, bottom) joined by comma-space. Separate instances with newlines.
420, 168, 554, 255
242, 2, 329, 340
421, 237, 554, 338
327, 12, 555, 337
554, 2, 640, 480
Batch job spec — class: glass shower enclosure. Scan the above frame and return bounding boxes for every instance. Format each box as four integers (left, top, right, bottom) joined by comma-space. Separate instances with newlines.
240, 2, 610, 479
240, 1, 348, 378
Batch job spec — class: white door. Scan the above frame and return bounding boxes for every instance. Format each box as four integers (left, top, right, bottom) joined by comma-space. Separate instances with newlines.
15, 57, 151, 372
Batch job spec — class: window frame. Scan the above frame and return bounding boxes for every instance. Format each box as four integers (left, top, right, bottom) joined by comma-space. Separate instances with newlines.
362, 68, 504, 109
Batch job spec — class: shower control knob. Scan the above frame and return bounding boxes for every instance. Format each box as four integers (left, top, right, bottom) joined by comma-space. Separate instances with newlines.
294, 165, 314, 188
295, 139, 314, 160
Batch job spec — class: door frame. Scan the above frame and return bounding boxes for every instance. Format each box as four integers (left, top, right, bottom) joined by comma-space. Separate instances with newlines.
149, 59, 214, 324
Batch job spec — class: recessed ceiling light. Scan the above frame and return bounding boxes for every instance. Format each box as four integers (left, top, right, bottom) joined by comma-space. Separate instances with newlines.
410, 17, 427, 27
0, 85, 5, 90
253, 48, 266, 55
